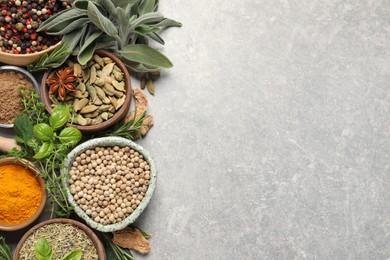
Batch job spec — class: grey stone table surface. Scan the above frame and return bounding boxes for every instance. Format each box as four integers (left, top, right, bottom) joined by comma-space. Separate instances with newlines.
1, 0, 390, 259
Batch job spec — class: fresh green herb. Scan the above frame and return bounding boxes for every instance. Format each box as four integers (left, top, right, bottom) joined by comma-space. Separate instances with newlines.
138, 227, 152, 239
35, 237, 53, 260
0, 236, 12, 260
28, 42, 71, 73
98, 112, 147, 139
37, 0, 181, 73
103, 235, 135, 260
35, 237, 83, 260
12, 89, 82, 217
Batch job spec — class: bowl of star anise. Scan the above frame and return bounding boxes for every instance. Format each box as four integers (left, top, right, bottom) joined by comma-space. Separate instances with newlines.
40, 50, 132, 134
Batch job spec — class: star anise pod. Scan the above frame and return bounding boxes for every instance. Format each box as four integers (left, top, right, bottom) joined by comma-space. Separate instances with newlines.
46, 66, 77, 101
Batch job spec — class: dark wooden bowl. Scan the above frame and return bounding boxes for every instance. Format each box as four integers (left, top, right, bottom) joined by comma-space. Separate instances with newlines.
41, 49, 132, 134
0, 157, 47, 231
13, 218, 106, 260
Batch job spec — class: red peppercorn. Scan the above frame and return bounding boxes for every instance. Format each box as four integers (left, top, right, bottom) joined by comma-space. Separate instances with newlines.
22, 27, 27, 33
13, 49, 19, 54
47, 9, 51, 15
25, 47, 30, 53
30, 33, 36, 40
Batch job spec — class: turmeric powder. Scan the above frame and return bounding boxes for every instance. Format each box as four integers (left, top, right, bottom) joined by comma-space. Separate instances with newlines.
0, 164, 42, 224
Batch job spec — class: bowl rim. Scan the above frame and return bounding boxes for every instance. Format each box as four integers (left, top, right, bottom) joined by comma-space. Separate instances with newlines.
40, 49, 133, 134
61, 137, 157, 232
0, 41, 60, 57
0, 157, 47, 231
0, 65, 40, 129
13, 218, 106, 260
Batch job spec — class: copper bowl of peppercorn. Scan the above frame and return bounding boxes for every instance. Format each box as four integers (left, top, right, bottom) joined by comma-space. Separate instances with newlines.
0, 157, 47, 231
0, 0, 70, 66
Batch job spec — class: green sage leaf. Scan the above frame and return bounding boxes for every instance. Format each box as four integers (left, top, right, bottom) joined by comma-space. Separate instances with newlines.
61, 250, 83, 260
49, 105, 70, 130
38, 9, 86, 32
134, 25, 160, 36
77, 31, 102, 65
58, 127, 82, 146
120, 44, 172, 68
155, 18, 182, 28
35, 237, 53, 260
34, 123, 54, 142
87, 2, 118, 37
130, 12, 164, 29
46, 18, 90, 35
146, 31, 164, 44
100, 0, 117, 18
139, 0, 156, 15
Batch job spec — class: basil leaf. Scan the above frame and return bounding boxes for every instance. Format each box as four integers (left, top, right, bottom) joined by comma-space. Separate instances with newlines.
77, 31, 101, 65
35, 237, 53, 260
34, 123, 54, 141
139, 0, 156, 15
33, 142, 54, 159
120, 44, 172, 68
58, 127, 82, 146
61, 249, 83, 260
87, 2, 118, 37
49, 105, 70, 129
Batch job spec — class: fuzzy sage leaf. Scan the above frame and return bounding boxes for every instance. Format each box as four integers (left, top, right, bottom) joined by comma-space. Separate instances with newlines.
120, 44, 173, 68
87, 2, 118, 37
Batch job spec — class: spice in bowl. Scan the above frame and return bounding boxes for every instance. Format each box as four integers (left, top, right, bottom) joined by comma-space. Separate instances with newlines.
46, 54, 127, 126
18, 222, 99, 259
0, 164, 41, 225
69, 146, 151, 225
0, 69, 34, 125
0, 0, 71, 54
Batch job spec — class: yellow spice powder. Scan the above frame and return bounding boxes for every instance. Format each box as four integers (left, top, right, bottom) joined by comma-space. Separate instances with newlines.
0, 164, 42, 224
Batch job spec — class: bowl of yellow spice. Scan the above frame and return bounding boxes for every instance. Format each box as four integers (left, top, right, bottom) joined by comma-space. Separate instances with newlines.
0, 157, 46, 231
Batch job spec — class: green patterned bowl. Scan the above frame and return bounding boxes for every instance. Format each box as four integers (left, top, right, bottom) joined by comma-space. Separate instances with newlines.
61, 137, 157, 232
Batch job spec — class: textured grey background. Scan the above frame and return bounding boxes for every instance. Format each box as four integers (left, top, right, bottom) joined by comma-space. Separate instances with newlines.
1, 0, 390, 259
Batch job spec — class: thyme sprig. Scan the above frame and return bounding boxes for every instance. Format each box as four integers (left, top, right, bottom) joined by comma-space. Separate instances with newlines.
0, 236, 12, 260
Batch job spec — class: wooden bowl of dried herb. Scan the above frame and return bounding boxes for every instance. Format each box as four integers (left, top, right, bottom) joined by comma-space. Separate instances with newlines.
0, 157, 46, 231
40, 49, 132, 134
13, 218, 106, 260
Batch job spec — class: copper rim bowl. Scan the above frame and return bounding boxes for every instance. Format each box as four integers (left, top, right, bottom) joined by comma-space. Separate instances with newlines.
40, 49, 132, 134
13, 218, 106, 259
0, 41, 60, 66
0, 157, 46, 231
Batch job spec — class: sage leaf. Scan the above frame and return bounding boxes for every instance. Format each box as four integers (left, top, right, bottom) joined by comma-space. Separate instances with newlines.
61, 250, 83, 260
78, 31, 102, 65
156, 18, 182, 28
33, 141, 54, 160
130, 12, 164, 29
62, 26, 87, 50
120, 44, 172, 68
101, 0, 117, 18
139, 0, 156, 15
87, 2, 118, 37
134, 25, 160, 36
117, 7, 129, 28
47, 18, 90, 35
35, 237, 53, 260
38, 9, 86, 32
146, 32, 164, 44
58, 127, 82, 146
34, 123, 54, 142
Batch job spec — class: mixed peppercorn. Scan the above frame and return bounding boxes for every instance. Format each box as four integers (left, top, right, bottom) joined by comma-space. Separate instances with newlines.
0, 0, 71, 54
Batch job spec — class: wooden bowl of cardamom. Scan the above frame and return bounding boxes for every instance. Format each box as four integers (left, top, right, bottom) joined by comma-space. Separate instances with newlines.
0, 157, 46, 231
40, 49, 132, 134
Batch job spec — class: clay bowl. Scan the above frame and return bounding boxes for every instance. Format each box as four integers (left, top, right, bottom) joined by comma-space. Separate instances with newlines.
61, 137, 157, 232
13, 218, 106, 259
0, 157, 46, 231
0, 65, 40, 129
40, 49, 132, 134
0, 41, 60, 66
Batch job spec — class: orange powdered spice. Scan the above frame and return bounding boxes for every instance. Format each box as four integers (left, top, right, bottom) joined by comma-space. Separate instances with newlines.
0, 164, 42, 224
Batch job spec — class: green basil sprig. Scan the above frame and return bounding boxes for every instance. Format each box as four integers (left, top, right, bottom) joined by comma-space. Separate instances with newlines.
35, 237, 83, 260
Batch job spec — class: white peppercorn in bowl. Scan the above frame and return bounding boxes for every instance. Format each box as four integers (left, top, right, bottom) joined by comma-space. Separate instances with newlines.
61, 137, 157, 232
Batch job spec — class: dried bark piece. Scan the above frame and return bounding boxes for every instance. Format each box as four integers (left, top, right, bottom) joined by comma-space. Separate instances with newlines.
140, 115, 154, 137
112, 227, 150, 254
126, 88, 148, 122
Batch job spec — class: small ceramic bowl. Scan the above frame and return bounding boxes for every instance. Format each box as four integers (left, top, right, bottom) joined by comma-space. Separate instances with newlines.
0, 157, 46, 231
0, 65, 40, 129
40, 49, 132, 134
0, 42, 60, 66
13, 218, 106, 260
61, 137, 157, 232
